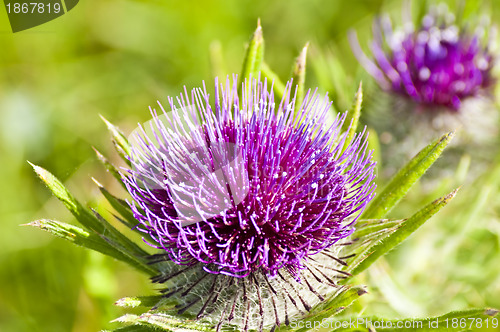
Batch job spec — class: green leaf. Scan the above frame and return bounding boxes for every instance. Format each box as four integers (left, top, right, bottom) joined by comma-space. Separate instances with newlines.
275, 286, 368, 332
292, 43, 309, 114
25, 219, 117, 257
115, 296, 164, 308
112, 312, 216, 332
336, 219, 402, 259
24, 219, 153, 275
29, 163, 156, 276
351, 219, 402, 240
366, 127, 381, 169
105, 325, 159, 332
92, 178, 138, 230
100, 115, 133, 166
93, 146, 127, 190
239, 19, 264, 88
29, 162, 105, 234
92, 178, 157, 244
261, 62, 286, 100
333, 308, 498, 331
302, 286, 368, 328
347, 188, 459, 278
341, 82, 362, 149
362, 131, 455, 219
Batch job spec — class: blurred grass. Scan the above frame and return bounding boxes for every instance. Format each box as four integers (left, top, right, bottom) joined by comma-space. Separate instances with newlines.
1, 0, 499, 331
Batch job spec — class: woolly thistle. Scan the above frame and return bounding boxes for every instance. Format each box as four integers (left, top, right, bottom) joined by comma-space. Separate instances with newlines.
349, 4, 498, 179
349, 3, 495, 111
26, 75, 470, 332
123, 77, 376, 331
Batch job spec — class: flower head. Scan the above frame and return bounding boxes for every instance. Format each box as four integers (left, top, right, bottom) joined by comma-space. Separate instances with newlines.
124, 77, 375, 331
350, 5, 495, 110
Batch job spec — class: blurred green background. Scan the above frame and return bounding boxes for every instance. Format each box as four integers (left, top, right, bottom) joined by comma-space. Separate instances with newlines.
1, 0, 499, 331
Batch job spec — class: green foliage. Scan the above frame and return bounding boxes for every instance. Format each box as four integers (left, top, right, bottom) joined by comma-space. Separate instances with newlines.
239, 20, 264, 88
110, 312, 216, 332
262, 62, 286, 100
100, 115, 133, 166
26, 219, 134, 262
115, 296, 164, 309
92, 178, 139, 231
29, 163, 156, 276
107, 326, 160, 332
292, 43, 309, 114
342, 82, 363, 151
93, 147, 127, 190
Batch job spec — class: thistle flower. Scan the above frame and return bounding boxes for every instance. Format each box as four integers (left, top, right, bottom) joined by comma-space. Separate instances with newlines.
348, 5, 498, 180
350, 5, 495, 111
124, 77, 376, 331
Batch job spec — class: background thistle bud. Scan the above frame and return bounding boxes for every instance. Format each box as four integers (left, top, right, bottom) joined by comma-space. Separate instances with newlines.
350, 4, 495, 111
350, 3, 499, 179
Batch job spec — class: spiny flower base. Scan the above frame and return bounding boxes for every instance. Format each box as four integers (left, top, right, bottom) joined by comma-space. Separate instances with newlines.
148, 245, 353, 332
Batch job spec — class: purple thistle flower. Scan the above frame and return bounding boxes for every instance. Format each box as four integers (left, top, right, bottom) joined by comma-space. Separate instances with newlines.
350, 5, 495, 111
124, 77, 375, 331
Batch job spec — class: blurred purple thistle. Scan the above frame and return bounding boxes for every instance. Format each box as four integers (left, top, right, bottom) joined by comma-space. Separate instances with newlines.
123, 77, 376, 331
350, 5, 495, 110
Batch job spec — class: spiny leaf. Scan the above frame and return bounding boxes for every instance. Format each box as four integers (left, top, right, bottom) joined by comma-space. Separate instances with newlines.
261, 62, 286, 100
239, 19, 264, 88
351, 219, 402, 239
92, 178, 156, 243
93, 146, 127, 190
25, 219, 115, 256
334, 308, 498, 331
276, 286, 368, 332
92, 178, 137, 230
112, 312, 215, 332
29, 162, 105, 234
302, 286, 368, 324
100, 115, 132, 166
24, 219, 154, 275
292, 42, 309, 114
338, 219, 402, 256
342, 82, 363, 149
105, 325, 159, 332
362, 131, 455, 219
115, 295, 164, 308
348, 188, 459, 277
29, 163, 156, 275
